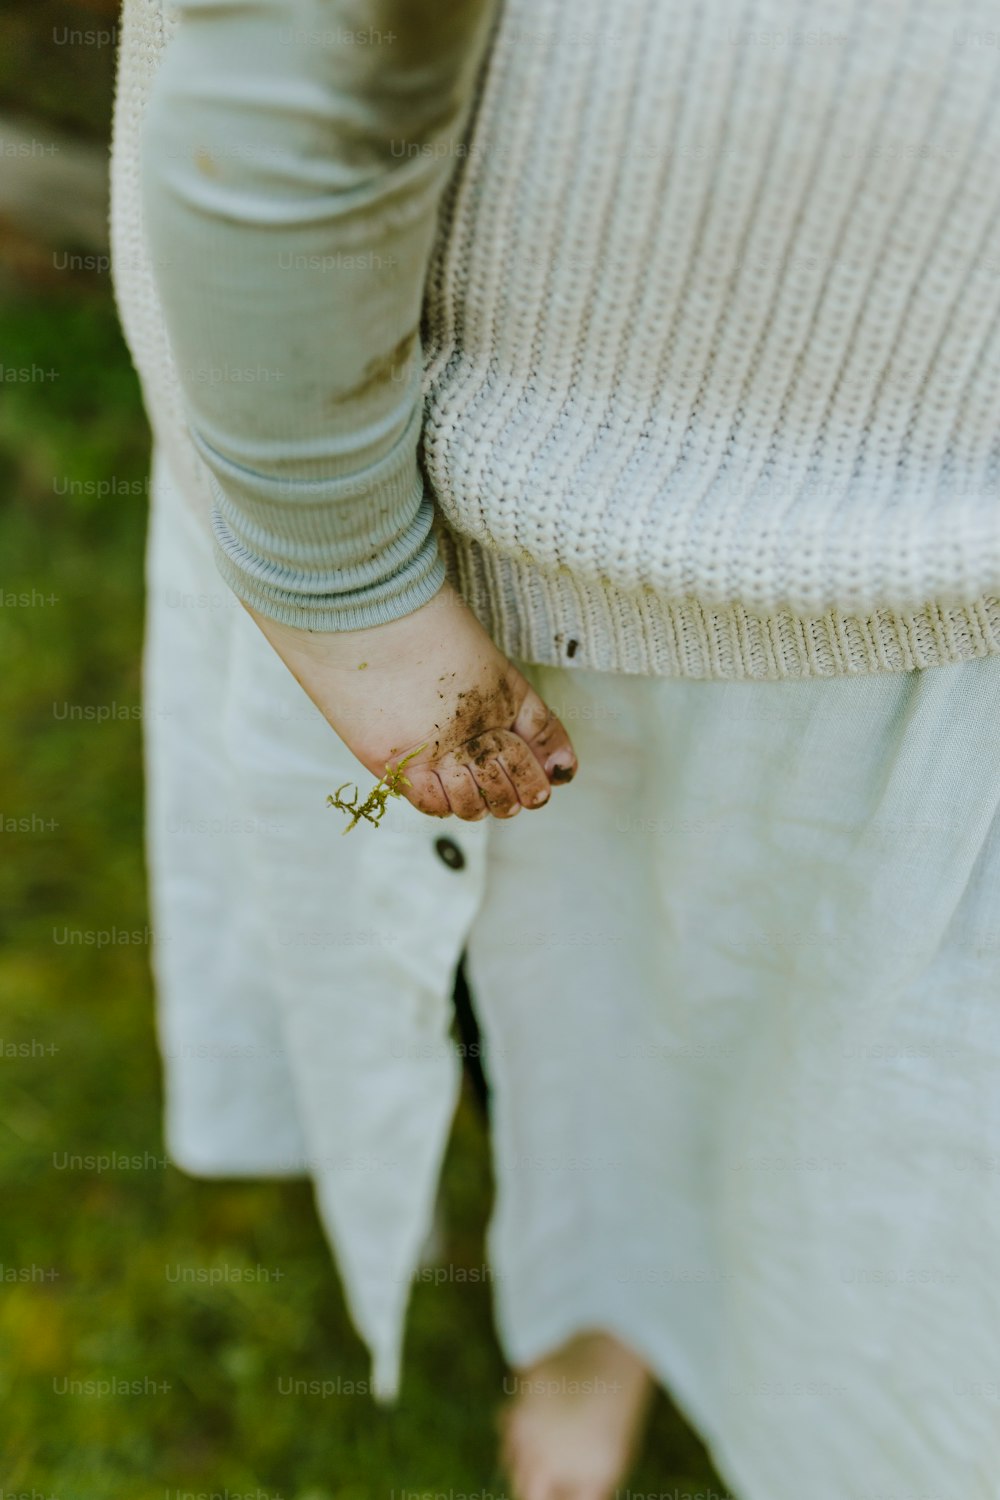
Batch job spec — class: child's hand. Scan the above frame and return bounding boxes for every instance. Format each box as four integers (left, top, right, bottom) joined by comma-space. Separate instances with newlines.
242, 581, 578, 821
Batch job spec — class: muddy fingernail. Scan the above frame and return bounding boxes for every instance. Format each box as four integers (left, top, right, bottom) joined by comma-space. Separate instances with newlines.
546, 755, 575, 783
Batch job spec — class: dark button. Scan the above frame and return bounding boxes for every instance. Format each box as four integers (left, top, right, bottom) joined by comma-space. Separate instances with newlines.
434, 836, 465, 871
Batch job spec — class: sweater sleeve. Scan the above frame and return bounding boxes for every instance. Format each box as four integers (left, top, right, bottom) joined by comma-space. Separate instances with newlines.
139, 0, 495, 630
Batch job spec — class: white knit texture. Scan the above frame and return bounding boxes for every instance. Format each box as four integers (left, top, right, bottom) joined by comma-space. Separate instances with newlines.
114, 0, 1000, 678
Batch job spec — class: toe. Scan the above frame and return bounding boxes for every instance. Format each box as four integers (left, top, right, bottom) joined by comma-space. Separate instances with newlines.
498, 734, 551, 809
455, 729, 521, 818
404, 768, 450, 817
472, 755, 521, 818
438, 761, 489, 821
512, 686, 578, 784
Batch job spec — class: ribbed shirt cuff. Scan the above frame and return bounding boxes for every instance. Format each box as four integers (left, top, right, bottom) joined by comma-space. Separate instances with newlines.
198, 424, 448, 629
210, 515, 447, 630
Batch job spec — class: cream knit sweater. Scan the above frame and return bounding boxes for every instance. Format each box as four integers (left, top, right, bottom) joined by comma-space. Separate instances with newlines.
112, 0, 1000, 679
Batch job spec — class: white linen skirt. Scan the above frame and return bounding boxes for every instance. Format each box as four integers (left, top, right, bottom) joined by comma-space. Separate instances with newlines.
145, 443, 1000, 1500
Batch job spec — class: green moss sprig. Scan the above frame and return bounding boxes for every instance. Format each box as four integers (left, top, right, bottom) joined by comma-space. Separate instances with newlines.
326, 744, 427, 834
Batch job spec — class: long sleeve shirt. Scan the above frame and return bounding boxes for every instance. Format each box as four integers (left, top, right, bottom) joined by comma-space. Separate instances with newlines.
140, 0, 495, 630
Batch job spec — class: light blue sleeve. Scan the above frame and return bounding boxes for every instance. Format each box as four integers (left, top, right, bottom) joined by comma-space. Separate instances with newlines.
140, 0, 495, 630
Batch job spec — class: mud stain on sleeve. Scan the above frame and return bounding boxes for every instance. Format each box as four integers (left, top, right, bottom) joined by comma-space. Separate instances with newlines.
331, 326, 418, 408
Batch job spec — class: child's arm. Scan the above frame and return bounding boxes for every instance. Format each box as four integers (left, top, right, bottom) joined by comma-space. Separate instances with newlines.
140, 0, 577, 817
140, 0, 493, 631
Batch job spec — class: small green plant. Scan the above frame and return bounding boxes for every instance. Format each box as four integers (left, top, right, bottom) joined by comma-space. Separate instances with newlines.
326, 744, 427, 833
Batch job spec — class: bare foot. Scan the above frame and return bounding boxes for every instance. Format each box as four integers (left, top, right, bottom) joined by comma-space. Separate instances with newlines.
498, 1330, 654, 1500
242, 580, 578, 821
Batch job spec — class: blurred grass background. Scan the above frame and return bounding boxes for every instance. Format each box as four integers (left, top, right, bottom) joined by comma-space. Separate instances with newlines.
0, 5, 727, 1497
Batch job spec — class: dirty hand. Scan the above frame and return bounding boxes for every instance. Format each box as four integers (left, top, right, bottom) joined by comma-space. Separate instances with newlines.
243, 581, 578, 820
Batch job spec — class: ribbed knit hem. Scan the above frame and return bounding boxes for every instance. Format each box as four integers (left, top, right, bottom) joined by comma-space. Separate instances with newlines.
444, 535, 1000, 679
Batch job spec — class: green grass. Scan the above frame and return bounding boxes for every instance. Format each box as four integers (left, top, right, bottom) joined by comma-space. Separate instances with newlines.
0, 281, 726, 1499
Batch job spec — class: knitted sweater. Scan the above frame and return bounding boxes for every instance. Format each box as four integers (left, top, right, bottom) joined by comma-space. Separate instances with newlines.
112, 0, 1000, 679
